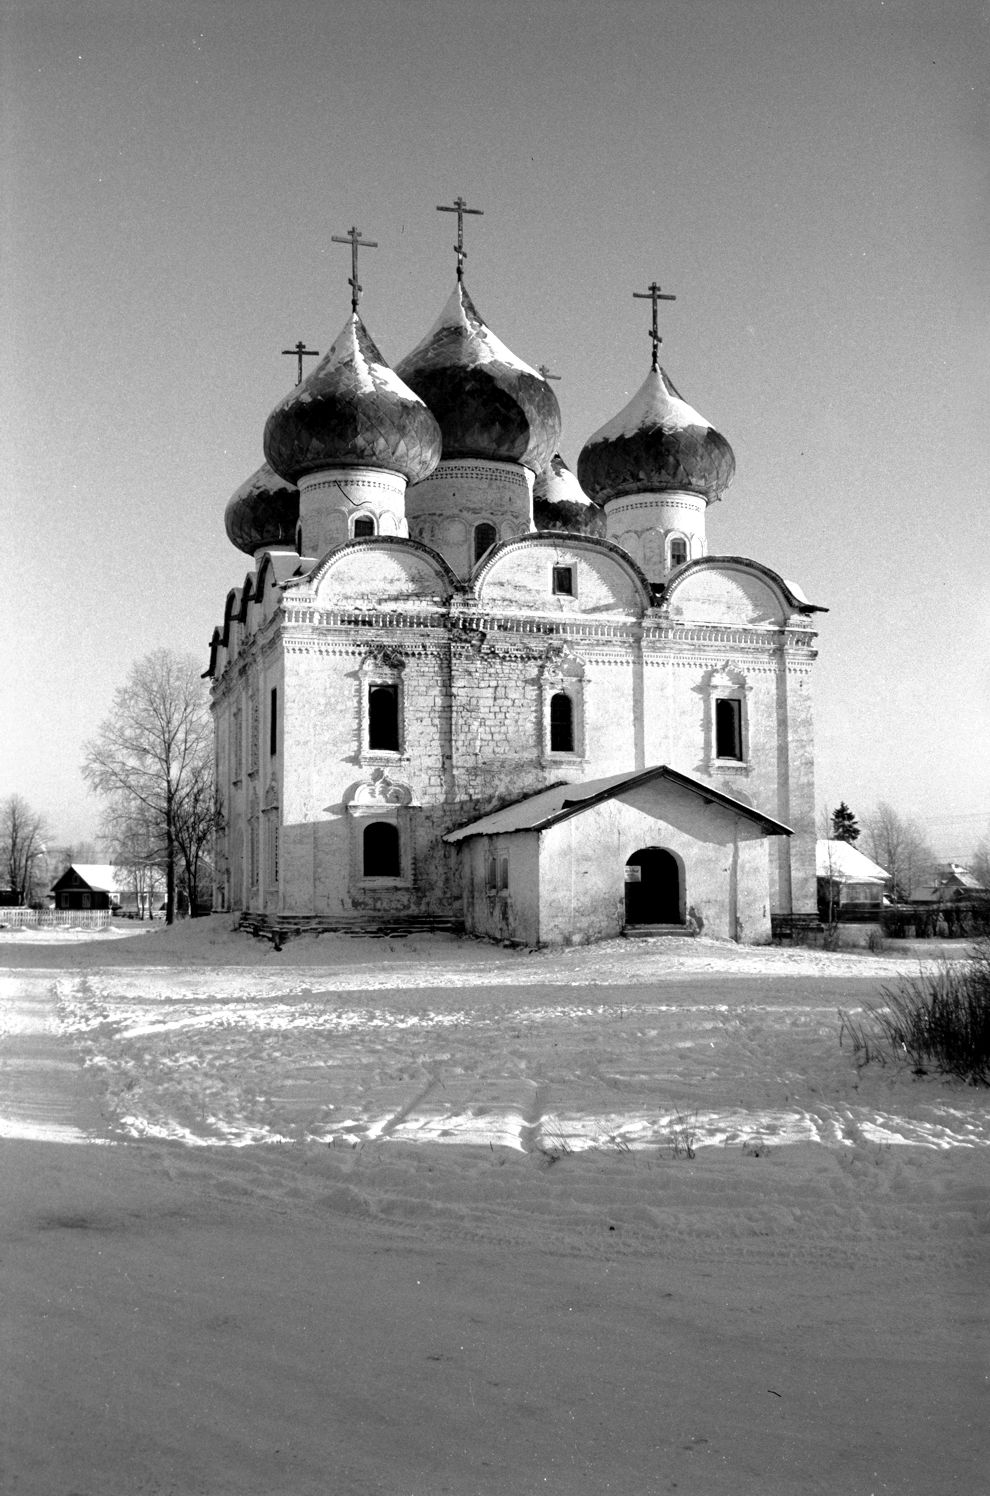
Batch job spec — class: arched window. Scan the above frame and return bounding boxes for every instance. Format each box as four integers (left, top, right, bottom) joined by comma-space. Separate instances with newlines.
363, 821, 400, 877
669, 537, 688, 568
549, 692, 574, 752
473, 522, 498, 563
353, 516, 375, 538
368, 685, 400, 752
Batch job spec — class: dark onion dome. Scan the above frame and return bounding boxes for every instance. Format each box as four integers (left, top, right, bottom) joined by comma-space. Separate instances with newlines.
263, 313, 442, 485
224, 461, 299, 555
577, 366, 735, 505
395, 282, 561, 474
533, 453, 605, 536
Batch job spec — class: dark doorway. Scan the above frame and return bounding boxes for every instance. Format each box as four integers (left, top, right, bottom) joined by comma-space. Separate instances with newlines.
624, 847, 682, 925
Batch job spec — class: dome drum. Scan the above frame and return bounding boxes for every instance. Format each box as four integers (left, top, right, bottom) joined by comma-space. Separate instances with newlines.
298, 467, 409, 555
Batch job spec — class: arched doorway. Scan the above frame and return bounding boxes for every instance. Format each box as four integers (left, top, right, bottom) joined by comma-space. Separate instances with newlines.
624, 847, 683, 926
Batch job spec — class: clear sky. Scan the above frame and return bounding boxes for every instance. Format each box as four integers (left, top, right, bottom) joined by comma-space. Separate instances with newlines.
3, 0, 988, 857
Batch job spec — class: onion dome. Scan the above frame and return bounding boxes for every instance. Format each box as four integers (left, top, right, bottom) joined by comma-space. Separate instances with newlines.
224, 462, 299, 555
263, 313, 442, 485
533, 454, 605, 536
395, 282, 561, 474
577, 366, 735, 505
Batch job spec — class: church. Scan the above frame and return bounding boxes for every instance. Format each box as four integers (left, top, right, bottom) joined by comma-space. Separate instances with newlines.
207, 205, 825, 945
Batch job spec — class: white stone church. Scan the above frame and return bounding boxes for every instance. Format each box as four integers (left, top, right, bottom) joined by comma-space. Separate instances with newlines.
207, 215, 824, 945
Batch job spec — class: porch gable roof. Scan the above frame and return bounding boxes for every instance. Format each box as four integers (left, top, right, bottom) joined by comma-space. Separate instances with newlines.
443, 765, 792, 843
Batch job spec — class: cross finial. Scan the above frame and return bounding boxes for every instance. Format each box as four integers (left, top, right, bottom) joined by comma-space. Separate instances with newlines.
538, 363, 562, 383
437, 195, 484, 281
281, 340, 319, 385
633, 280, 677, 370
331, 226, 379, 311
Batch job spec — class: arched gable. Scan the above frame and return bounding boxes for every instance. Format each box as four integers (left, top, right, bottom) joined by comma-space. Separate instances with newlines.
473, 532, 652, 616
662, 556, 822, 627
289, 536, 457, 607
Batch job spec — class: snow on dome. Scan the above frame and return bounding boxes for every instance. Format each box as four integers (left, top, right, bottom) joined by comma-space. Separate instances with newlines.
263, 314, 442, 486
395, 282, 561, 474
577, 365, 735, 505
224, 461, 300, 555
533, 454, 604, 536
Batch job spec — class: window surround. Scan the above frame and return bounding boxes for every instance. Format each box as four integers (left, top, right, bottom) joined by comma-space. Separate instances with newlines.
347, 769, 416, 888
667, 534, 689, 569
358, 648, 406, 763
540, 649, 586, 763
352, 514, 376, 538
551, 563, 576, 598
704, 665, 751, 774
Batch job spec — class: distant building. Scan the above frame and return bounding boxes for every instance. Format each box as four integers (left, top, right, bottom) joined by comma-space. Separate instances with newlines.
50, 864, 119, 912
909, 862, 989, 907
208, 224, 826, 945
816, 839, 890, 916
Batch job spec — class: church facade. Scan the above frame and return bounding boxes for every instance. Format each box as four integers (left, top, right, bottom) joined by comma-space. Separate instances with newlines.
207, 222, 824, 945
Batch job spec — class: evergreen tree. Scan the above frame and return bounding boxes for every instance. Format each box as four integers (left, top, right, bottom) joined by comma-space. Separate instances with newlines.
831, 802, 860, 843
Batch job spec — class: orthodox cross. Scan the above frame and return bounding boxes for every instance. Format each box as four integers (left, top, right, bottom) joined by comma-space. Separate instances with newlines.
437, 195, 484, 281
633, 280, 676, 369
331, 226, 379, 311
538, 364, 562, 383
281, 340, 319, 385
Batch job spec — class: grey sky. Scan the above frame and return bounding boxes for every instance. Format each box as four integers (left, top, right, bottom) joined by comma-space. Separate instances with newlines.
3, 0, 987, 852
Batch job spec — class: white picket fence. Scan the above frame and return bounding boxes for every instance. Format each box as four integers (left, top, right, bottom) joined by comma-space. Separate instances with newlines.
0, 907, 111, 930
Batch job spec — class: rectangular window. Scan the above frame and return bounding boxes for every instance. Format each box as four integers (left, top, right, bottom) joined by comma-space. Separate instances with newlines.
486, 853, 498, 893
269, 687, 278, 758
368, 684, 400, 752
269, 821, 279, 884
552, 565, 575, 596
498, 855, 509, 891
715, 698, 743, 760
233, 708, 243, 780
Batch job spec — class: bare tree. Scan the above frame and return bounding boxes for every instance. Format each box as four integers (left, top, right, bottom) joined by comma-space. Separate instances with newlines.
99, 796, 166, 918
0, 796, 50, 905
861, 801, 935, 901
83, 650, 215, 925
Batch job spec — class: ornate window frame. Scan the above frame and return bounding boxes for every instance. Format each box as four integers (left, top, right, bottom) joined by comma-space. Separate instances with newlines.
540, 647, 586, 763
358, 646, 406, 764
704, 664, 752, 774
347, 769, 416, 888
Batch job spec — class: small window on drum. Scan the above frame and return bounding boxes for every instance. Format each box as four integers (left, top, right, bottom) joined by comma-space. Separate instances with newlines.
549, 691, 574, 752
353, 516, 376, 538
474, 523, 498, 563
363, 821, 400, 877
669, 537, 688, 568
552, 565, 575, 596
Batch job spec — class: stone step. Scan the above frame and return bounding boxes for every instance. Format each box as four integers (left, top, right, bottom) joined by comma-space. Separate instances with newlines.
237, 912, 464, 943
622, 923, 695, 937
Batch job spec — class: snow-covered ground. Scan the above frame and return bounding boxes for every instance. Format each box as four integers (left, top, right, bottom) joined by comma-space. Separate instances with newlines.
1, 919, 986, 1495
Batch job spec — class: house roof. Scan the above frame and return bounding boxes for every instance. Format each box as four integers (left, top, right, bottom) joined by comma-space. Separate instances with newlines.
51, 863, 119, 893
444, 765, 793, 843
816, 840, 890, 883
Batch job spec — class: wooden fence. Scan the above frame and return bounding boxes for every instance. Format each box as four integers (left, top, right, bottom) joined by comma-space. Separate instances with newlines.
0, 908, 111, 930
